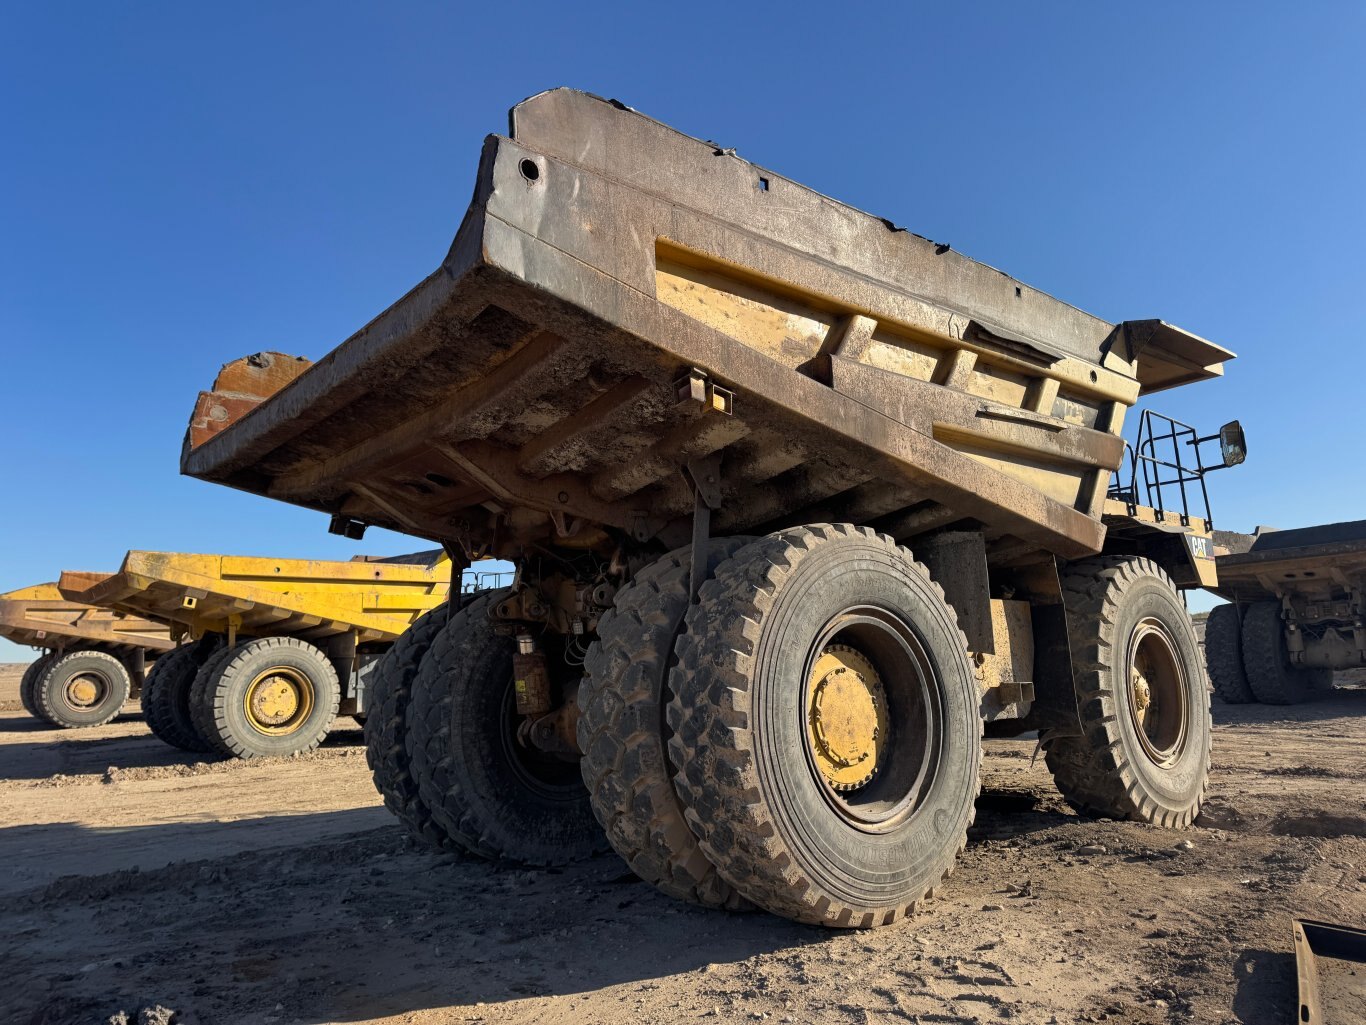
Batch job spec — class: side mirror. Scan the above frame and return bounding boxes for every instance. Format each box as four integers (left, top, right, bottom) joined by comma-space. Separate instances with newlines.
1219, 420, 1247, 467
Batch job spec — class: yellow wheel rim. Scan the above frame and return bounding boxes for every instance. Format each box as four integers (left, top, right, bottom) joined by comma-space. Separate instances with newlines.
65, 673, 105, 709
243, 666, 315, 736
806, 644, 889, 792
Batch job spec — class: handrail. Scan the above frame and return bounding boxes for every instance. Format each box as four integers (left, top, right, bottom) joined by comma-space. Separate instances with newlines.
1107, 410, 1216, 527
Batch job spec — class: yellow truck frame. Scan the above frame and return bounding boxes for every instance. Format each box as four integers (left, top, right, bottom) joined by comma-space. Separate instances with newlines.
0, 582, 173, 729
59, 550, 450, 758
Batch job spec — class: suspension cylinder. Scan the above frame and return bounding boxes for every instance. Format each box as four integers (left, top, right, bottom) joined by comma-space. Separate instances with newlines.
513, 633, 552, 715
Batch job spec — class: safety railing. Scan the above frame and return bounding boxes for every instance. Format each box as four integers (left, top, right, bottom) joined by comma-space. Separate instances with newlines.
1108, 410, 1218, 526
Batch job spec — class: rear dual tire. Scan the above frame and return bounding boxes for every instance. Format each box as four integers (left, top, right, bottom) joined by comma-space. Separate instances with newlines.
363, 605, 461, 850
19, 654, 53, 721
668, 525, 981, 928
1205, 603, 1254, 704
1241, 600, 1333, 704
579, 540, 752, 910
141, 642, 217, 752
408, 590, 605, 865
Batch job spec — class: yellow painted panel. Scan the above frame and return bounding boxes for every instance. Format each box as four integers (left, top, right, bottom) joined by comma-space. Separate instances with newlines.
947, 440, 1086, 508
966, 363, 1031, 407
655, 258, 837, 368
862, 330, 942, 383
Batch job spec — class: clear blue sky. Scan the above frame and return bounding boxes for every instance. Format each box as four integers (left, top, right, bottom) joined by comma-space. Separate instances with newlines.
2, 4, 1363, 660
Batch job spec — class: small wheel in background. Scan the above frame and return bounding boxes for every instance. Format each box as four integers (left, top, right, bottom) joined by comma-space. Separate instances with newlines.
33, 649, 131, 729
1205, 603, 1254, 704
19, 654, 54, 722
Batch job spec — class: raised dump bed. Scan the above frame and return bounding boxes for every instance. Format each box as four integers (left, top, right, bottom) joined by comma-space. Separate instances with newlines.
0, 582, 173, 729
180, 89, 1247, 927
1205, 520, 1366, 704
59, 550, 450, 758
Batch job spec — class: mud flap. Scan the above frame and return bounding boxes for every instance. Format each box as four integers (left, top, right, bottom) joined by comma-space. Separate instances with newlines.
1001, 557, 1084, 742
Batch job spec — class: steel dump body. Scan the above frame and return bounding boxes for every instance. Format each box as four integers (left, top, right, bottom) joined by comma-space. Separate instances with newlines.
181, 89, 1231, 562
60, 552, 450, 645
1214, 521, 1366, 605
0, 582, 174, 656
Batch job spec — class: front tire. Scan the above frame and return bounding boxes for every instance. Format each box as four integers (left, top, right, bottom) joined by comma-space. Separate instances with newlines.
1047, 557, 1210, 828
1205, 603, 1254, 704
33, 649, 131, 729
668, 524, 981, 928
408, 589, 605, 865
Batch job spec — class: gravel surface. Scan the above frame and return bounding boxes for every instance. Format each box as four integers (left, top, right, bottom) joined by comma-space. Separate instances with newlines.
1, 684, 1362, 1025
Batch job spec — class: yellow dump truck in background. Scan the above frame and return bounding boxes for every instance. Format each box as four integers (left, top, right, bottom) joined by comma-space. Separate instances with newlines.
0, 582, 174, 729
59, 549, 453, 758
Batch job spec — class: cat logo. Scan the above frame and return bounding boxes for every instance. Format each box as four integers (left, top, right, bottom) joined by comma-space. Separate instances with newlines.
1187, 535, 1213, 561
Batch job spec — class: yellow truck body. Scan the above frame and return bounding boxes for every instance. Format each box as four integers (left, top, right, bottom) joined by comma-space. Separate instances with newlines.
0, 582, 173, 656
59, 550, 450, 646
52, 551, 453, 757
1, 582, 174, 729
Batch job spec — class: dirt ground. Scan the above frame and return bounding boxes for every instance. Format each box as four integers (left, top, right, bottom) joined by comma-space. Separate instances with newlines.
1, 664, 1362, 1025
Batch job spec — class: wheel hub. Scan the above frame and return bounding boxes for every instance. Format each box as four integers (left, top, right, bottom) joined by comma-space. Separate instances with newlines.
1131, 671, 1152, 714
807, 645, 887, 792
243, 667, 313, 735
66, 674, 104, 708
1128, 619, 1187, 766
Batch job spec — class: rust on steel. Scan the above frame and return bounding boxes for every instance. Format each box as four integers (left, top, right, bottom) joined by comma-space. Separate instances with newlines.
186, 351, 313, 450
181, 89, 1234, 564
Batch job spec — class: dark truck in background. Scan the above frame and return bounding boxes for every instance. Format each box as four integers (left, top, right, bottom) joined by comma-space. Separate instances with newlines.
1207, 520, 1366, 705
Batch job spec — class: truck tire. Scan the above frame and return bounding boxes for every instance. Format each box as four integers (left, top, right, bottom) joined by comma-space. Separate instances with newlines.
190, 636, 341, 758
579, 540, 752, 910
1205, 603, 1254, 704
141, 643, 215, 752
1241, 601, 1330, 704
409, 589, 606, 865
1046, 557, 1209, 828
19, 654, 53, 721
363, 605, 461, 851
33, 649, 131, 729
667, 524, 981, 928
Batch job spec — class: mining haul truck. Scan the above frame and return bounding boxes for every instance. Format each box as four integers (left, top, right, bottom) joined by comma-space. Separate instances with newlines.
59, 550, 450, 758
1, 582, 173, 728
1206, 520, 1366, 705
179, 88, 1248, 927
